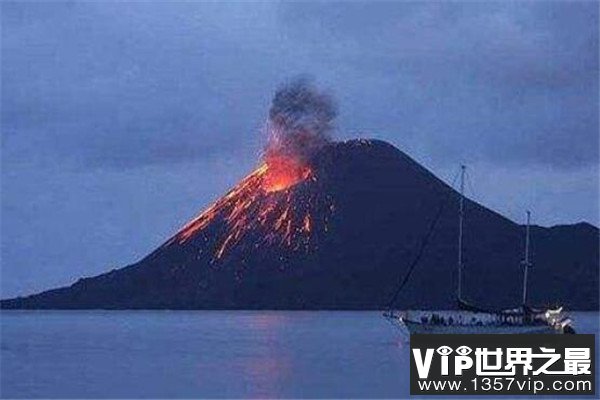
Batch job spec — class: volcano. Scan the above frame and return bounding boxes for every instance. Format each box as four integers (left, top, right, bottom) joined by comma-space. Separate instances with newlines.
1, 139, 598, 310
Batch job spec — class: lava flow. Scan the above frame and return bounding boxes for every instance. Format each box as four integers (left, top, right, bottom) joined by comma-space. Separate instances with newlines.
165, 79, 337, 262
165, 155, 333, 262
262, 154, 312, 193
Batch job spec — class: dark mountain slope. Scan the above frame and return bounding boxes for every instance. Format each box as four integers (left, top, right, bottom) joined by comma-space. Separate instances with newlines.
2, 139, 598, 310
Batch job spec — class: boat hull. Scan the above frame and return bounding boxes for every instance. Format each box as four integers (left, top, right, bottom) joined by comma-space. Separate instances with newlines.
402, 320, 560, 334
382, 309, 569, 334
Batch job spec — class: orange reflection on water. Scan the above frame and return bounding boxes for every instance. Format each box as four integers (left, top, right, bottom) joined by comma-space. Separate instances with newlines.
243, 313, 290, 398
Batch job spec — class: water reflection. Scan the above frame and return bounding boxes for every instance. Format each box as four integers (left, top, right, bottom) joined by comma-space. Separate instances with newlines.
243, 313, 290, 398
1, 311, 597, 398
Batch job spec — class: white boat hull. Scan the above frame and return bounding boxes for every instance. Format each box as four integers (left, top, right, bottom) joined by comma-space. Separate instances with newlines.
402, 320, 560, 334
383, 309, 570, 335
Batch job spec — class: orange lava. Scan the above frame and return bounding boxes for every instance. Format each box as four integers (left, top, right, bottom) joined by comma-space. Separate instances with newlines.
164, 156, 333, 262
262, 155, 312, 193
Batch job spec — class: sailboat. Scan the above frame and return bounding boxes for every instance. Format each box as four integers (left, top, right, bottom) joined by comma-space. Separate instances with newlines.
383, 166, 575, 334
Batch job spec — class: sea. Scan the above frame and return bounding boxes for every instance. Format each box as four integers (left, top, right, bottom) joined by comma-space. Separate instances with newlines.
1, 311, 598, 398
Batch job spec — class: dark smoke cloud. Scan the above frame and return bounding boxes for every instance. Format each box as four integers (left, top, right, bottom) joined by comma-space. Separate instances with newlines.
265, 78, 337, 161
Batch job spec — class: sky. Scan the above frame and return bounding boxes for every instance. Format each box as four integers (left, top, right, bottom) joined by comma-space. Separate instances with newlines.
1, 1, 598, 298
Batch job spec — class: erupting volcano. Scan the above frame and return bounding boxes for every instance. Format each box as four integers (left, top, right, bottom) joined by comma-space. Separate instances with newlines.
2, 81, 598, 311
167, 157, 330, 262
166, 79, 337, 262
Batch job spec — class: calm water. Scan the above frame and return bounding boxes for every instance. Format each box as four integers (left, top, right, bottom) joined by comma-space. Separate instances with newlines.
1, 311, 598, 398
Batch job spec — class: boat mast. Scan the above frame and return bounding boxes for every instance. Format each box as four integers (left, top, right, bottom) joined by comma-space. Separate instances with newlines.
522, 211, 532, 306
457, 165, 465, 301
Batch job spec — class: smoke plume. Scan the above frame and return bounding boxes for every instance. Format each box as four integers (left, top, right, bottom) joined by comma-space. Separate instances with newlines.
265, 78, 337, 162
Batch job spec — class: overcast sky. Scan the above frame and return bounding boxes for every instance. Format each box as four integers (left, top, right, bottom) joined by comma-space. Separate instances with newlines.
2, 1, 598, 298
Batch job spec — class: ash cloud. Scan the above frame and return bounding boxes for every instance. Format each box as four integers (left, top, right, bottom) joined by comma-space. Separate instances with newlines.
265, 78, 337, 161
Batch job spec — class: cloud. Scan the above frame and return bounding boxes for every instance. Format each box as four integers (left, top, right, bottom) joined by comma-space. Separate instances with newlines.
1, 1, 597, 171
277, 2, 599, 168
1, 2, 277, 169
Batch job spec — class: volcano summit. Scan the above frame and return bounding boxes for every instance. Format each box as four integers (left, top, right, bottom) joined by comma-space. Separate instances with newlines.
1, 139, 598, 310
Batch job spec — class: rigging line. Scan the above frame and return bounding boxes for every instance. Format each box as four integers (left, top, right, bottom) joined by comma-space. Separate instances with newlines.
386, 168, 461, 310
465, 168, 478, 201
